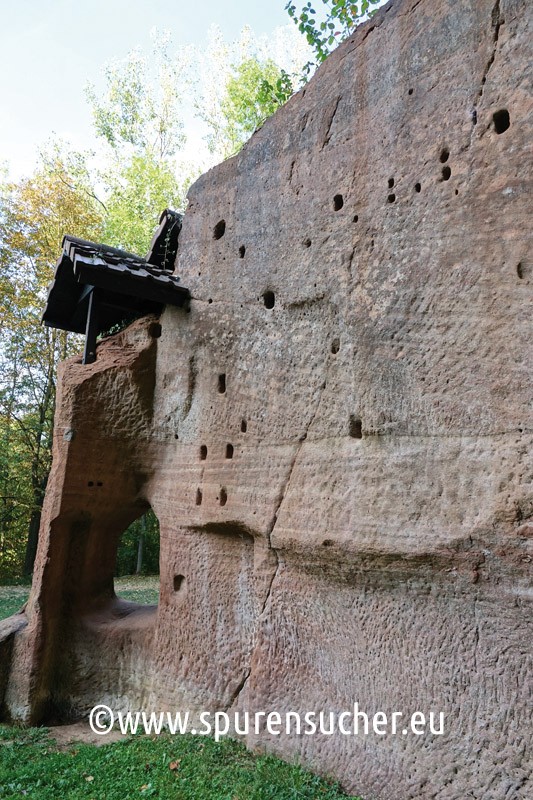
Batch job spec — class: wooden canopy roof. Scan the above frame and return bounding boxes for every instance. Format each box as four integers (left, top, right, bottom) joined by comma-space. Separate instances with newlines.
42, 209, 190, 363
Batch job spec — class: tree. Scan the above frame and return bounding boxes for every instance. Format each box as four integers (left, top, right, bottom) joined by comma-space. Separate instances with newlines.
286, 0, 387, 65
0, 147, 104, 578
101, 152, 193, 255
195, 25, 311, 161
87, 34, 197, 255
200, 56, 294, 159
86, 34, 186, 161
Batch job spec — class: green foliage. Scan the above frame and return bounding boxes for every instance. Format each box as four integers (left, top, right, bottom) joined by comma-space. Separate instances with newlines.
86, 37, 186, 160
196, 26, 310, 161
286, 0, 385, 64
0, 726, 360, 799
87, 41, 198, 255
0, 149, 103, 580
102, 153, 192, 255
216, 57, 295, 157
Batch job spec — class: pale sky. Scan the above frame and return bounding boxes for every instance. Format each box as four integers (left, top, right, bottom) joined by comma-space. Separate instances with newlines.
0, 0, 296, 178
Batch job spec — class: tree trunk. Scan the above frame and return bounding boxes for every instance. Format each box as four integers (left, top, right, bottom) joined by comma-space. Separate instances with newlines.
23, 473, 48, 576
136, 517, 145, 574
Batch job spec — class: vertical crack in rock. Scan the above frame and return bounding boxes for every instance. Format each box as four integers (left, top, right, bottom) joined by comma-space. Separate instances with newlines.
473, 599, 480, 674
347, 244, 358, 292
227, 668, 252, 709
321, 96, 341, 150
227, 550, 281, 711
229, 375, 328, 712
259, 549, 280, 618
288, 159, 296, 186
182, 354, 197, 420
266, 377, 328, 545
399, 0, 424, 18
469, 0, 501, 143
229, 369, 329, 710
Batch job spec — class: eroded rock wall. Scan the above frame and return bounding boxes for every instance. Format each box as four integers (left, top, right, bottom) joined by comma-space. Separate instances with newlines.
1, 0, 532, 797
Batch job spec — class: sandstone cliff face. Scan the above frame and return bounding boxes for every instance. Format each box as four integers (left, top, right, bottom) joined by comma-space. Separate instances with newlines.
1, 0, 532, 798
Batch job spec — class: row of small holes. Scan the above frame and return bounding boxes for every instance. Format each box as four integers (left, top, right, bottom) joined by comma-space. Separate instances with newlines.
87, 481, 104, 487
205, 291, 275, 308
199, 443, 235, 460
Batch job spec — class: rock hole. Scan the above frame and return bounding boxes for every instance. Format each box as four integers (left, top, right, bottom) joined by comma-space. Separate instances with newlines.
218, 373, 226, 394
331, 338, 340, 354
239, 245, 246, 258
440, 148, 450, 163
225, 443, 234, 459
173, 574, 185, 592
322, 539, 334, 547
213, 219, 226, 239
148, 322, 162, 338
241, 419, 247, 433
263, 290, 275, 309
174, 433, 179, 440
208, 298, 213, 304
97, 481, 103, 487
195, 488, 202, 506
353, 214, 359, 223
219, 487, 227, 507
349, 415, 363, 439
388, 178, 395, 189
200, 445, 208, 460
408, 88, 413, 95
516, 262, 524, 279
441, 166, 451, 181
88, 481, 94, 487
303, 238, 312, 248
454, 188, 459, 195
414, 182, 421, 193
387, 193, 396, 203
333, 194, 344, 211
493, 109, 510, 134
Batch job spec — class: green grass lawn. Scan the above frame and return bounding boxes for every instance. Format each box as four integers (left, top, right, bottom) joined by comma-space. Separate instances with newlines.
0, 576, 160, 621
0, 586, 29, 620
0, 726, 360, 799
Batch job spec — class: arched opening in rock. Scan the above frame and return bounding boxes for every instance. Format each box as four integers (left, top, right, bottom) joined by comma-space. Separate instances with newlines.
114, 509, 160, 606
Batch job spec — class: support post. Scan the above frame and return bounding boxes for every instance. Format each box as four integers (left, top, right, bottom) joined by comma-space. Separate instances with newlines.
83, 288, 99, 365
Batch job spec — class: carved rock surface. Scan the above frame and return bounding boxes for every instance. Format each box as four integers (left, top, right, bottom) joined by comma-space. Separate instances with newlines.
1, 0, 532, 797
